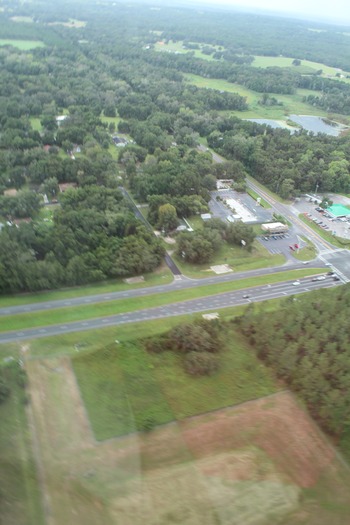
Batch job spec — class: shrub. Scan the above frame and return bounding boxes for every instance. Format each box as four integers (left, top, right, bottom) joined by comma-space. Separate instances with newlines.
184, 351, 219, 376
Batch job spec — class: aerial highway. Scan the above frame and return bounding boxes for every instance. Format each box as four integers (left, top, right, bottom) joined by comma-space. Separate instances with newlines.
0, 276, 341, 344
0, 260, 326, 317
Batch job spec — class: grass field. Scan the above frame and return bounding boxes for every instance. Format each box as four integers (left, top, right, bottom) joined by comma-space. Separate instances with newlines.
252, 55, 350, 78
0, 268, 322, 333
22, 338, 350, 525
184, 73, 329, 119
72, 327, 278, 439
0, 39, 45, 50
29, 118, 42, 132
173, 240, 285, 278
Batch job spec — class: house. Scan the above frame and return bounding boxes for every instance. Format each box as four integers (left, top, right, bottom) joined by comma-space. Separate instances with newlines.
58, 183, 77, 193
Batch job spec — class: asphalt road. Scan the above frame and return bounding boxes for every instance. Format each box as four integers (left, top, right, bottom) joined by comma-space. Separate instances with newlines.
0, 276, 340, 344
0, 261, 326, 317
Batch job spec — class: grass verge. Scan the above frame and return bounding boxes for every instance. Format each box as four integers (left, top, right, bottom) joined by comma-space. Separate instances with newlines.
0, 362, 44, 524
0, 268, 172, 308
292, 237, 317, 261
0, 268, 322, 333
246, 188, 271, 208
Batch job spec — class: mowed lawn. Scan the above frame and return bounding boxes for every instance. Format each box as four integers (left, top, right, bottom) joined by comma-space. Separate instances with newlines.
72, 327, 278, 440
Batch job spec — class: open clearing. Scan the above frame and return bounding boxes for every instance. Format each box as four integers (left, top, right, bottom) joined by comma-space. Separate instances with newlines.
252, 55, 350, 79
184, 73, 329, 119
25, 352, 350, 525
0, 39, 45, 49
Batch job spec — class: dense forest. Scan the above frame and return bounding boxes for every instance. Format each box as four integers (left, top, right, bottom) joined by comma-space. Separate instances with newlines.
1, 0, 350, 291
236, 285, 350, 446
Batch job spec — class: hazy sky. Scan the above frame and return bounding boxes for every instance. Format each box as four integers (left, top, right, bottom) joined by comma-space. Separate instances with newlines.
181, 0, 350, 24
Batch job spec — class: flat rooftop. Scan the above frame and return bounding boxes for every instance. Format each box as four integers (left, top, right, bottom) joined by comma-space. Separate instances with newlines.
327, 204, 350, 217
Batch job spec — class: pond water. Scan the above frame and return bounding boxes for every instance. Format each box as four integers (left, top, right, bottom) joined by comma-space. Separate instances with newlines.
245, 116, 348, 136
289, 115, 346, 136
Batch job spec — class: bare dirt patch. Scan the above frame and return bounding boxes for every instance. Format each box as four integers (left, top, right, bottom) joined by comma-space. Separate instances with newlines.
180, 392, 334, 488
210, 264, 233, 274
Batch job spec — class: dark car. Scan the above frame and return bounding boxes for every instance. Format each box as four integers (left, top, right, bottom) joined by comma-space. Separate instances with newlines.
333, 275, 340, 281
242, 294, 250, 299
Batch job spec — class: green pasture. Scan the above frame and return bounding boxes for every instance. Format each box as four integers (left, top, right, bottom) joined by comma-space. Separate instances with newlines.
0, 268, 322, 333
0, 39, 45, 50
72, 325, 278, 440
0, 362, 44, 525
184, 73, 328, 119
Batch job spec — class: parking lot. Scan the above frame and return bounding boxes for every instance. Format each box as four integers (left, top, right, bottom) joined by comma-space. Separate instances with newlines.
292, 196, 350, 240
209, 190, 272, 224
258, 231, 306, 256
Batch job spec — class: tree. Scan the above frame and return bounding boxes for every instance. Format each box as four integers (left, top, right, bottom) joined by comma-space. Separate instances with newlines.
226, 221, 256, 249
157, 203, 178, 233
40, 177, 59, 199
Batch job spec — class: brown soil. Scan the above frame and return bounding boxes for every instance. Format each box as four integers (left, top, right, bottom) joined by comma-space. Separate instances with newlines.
179, 391, 335, 488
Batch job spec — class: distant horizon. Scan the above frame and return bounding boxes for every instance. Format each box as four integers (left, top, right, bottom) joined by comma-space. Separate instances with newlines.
137, 0, 350, 26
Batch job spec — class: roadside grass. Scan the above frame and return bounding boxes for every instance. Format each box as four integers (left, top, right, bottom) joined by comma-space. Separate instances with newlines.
0, 363, 44, 525
72, 325, 278, 439
173, 240, 285, 278
0, 267, 173, 309
299, 214, 350, 249
292, 237, 317, 261
183, 73, 327, 119
0, 268, 322, 333
246, 188, 271, 208
246, 175, 286, 204
0, 297, 287, 359
0, 39, 45, 49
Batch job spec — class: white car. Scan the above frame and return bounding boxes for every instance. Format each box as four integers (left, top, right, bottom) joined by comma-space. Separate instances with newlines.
292, 281, 301, 286
316, 275, 326, 281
